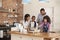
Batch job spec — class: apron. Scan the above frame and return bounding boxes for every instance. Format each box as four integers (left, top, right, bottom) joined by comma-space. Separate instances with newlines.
43, 23, 49, 32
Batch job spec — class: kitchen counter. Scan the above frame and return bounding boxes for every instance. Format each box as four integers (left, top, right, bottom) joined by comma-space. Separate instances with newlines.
8, 31, 60, 40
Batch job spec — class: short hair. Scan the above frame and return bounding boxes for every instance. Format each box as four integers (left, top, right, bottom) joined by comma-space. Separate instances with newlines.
43, 15, 51, 24
40, 8, 45, 11
24, 14, 30, 22
32, 16, 35, 19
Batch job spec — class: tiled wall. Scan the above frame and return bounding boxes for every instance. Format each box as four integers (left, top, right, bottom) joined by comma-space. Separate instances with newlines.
0, 0, 23, 24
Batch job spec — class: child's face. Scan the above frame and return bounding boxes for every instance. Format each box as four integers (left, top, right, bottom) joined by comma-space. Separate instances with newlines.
44, 19, 47, 23
27, 17, 30, 21
32, 17, 35, 21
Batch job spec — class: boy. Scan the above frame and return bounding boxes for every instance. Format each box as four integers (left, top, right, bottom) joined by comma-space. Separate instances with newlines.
30, 16, 37, 31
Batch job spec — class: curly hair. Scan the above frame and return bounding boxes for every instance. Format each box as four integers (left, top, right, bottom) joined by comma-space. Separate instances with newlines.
43, 15, 51, 24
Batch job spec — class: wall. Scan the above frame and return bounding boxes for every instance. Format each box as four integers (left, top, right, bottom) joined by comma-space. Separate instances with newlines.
0, 0, 23, 25
23, 0, 60, 32
53, 0, 60, 32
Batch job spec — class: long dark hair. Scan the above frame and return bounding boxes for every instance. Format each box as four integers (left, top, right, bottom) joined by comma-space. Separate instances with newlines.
43, 15, 51, 24
24, 14, 30, 22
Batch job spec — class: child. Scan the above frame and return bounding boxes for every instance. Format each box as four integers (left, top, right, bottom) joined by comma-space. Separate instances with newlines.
30, 16, 38, 31
40, 15, 51, 32
23, 14, 30, 30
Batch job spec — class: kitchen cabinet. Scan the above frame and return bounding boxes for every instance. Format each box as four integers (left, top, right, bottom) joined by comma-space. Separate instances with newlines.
11, 34, 22, 40
10, 31, 60, 40
32, 37, 43, 40
11, 34, 43, 40
22, 36, 32, 40
11, 34, 32, 40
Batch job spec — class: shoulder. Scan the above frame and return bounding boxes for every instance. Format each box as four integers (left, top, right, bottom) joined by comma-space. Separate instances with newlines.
37, 14, 42, 18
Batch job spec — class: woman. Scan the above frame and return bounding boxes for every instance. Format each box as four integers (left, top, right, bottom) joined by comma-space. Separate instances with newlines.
23, 14, 30, 30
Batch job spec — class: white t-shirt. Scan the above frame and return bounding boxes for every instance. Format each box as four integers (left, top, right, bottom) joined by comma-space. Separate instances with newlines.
31, 22, 34, 28
23, 21, 30, 29
30, 21, 38, 30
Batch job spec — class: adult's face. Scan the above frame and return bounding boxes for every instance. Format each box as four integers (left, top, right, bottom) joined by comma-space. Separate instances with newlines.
40, 10, 46, 15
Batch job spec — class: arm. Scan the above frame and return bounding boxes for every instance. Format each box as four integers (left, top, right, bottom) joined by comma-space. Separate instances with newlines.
37, 15, 39, 23
38, 22, 44, 29
37, 14, 40, 25
48, 23, 50, 30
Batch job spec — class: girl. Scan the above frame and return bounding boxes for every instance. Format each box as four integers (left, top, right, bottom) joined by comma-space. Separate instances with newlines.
40, 15, 51, 32
23, 14, 30, 30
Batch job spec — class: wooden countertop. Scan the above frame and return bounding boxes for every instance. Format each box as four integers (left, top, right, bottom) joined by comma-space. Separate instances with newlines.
8, 31, 60, 38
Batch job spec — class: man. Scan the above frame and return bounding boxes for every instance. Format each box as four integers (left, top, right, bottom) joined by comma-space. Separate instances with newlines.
37, 8, 47, 25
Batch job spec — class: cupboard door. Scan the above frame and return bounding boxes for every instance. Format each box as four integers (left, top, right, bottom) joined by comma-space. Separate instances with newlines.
11, 34, 22, 40
22, 36, 32, 40
11, 34, 43, 40
32, 37, 43, 40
